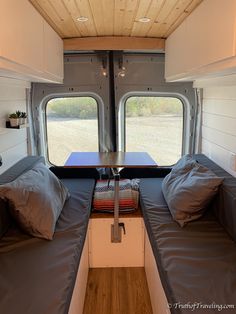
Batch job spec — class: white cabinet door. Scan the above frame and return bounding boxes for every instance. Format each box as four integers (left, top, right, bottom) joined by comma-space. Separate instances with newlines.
0, 0, 63, 83
165, 20, 188, 80
43, 21, 63, 82
165, 0, 236, 81
89, 218, 144, 267
0, 0, 44, 74
185, 0, 236, 72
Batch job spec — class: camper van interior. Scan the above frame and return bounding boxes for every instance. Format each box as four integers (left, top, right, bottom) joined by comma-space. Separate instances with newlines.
1, 0, 236, 313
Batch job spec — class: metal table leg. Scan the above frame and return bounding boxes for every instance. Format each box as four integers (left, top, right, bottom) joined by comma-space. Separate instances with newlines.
111, 168, 122, 243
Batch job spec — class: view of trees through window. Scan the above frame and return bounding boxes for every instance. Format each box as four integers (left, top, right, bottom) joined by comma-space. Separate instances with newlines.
46, 97, 98, 165
125, 97, 183, 165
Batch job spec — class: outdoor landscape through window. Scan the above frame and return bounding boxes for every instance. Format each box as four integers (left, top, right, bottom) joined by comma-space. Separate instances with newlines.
46, 97, 99, 165
125, 96, 183, 165
46, 96, 183, 166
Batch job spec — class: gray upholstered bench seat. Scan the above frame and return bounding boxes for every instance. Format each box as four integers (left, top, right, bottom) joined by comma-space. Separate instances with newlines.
0, 157, 95, 314
140, 154, 236, 314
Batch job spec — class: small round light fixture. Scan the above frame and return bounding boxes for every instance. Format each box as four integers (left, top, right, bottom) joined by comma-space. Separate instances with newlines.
101, 67, 107, 77
118, 66, 126, 78
138, 17, 151, 23
118, 70, 126, 78
76, 16, 88, 22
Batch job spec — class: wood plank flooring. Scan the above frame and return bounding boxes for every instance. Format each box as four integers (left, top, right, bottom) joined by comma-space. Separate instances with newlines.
83, 267, 152, 314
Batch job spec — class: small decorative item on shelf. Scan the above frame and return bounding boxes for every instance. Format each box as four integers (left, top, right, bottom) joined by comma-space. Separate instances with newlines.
16, 110, 22, 124
8, 113, 19, 127
20, 112, 27, 125
7, 111, 28, 128
16, 110, 27, 125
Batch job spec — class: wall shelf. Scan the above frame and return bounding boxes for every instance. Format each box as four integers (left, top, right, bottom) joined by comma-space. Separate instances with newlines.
6, 121, 29, 129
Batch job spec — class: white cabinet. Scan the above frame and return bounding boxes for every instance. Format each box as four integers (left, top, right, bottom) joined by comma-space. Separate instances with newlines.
165, 0, 236, 82
0, 0, 63, 83
144, 231, 170, 314
89, 217, 144, 267
68, 234, 89, 314
165, 20, 188, 80
0, 0, 44, 74
43, 21, 64, 82
144, 229, 170, 314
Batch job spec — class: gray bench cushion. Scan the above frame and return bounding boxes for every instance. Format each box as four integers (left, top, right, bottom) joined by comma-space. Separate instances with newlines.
140, 155, 236, 314
0, 157, 95, 314
0, 177, 94, 314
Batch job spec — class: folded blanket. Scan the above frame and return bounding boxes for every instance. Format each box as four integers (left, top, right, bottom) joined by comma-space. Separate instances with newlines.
93, 179, 140, 212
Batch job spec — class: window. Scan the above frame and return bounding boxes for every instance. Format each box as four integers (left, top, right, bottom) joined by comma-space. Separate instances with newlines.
46, 96, 99, 165
125, 96, 183, 165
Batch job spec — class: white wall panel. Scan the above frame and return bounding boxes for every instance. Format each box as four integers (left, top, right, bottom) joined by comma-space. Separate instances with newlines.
0, 100, 28, 129
203, 99, 236, 118
202, 85, 236, 176
203, 86, 236, 100
202, 126, 236, 153
202, 112, 236, 135
0, 78, 28, 174
0, 142, 28, 174
0, 129, 27, 152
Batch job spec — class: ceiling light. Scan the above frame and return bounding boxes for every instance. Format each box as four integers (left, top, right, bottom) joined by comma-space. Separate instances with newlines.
77, 16, 88, 22
138, 17, 151, 23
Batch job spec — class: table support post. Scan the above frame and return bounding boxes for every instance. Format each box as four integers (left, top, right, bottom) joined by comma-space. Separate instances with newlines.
111, 168, 122, 243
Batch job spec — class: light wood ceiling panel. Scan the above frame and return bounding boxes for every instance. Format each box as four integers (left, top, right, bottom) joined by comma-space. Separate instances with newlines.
165, 0, 203, 37
148, 0, 189, 37
29, 0, 203, 39
63, 0, 97, 36
131, 0, 166, 37
117, 0, 140, 37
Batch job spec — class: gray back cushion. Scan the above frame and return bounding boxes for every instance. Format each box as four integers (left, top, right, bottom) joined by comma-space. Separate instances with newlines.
162, 155, 223, 227
0, 162, 69, 240
0, 156, 45, 184
193, 154, 236, 242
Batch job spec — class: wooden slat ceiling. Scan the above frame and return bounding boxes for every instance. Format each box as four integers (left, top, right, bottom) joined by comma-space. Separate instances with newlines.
29, 0, 203, 39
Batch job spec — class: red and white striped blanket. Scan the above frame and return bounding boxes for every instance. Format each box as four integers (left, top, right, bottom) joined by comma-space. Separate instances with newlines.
93, 178, 140, 212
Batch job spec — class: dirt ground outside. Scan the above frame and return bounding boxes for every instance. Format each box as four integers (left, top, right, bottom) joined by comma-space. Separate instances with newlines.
47, 115, 183, 166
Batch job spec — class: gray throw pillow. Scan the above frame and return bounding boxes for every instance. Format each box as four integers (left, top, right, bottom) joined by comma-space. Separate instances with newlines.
170, 154, 196, 173
0, 163, 69, 240
162, 156, 223, 227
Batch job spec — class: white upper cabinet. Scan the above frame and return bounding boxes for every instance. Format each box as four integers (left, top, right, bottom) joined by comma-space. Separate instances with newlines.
43, 21, 64, 82
0, 0, 44, 73
165, 0, 236, 82
0, 0, 63, 83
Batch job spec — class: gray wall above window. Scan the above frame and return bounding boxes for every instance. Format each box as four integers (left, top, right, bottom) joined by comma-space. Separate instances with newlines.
32, 52, 196, 163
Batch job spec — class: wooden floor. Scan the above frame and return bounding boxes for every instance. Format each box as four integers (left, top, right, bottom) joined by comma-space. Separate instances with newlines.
83, 267, 153, 314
